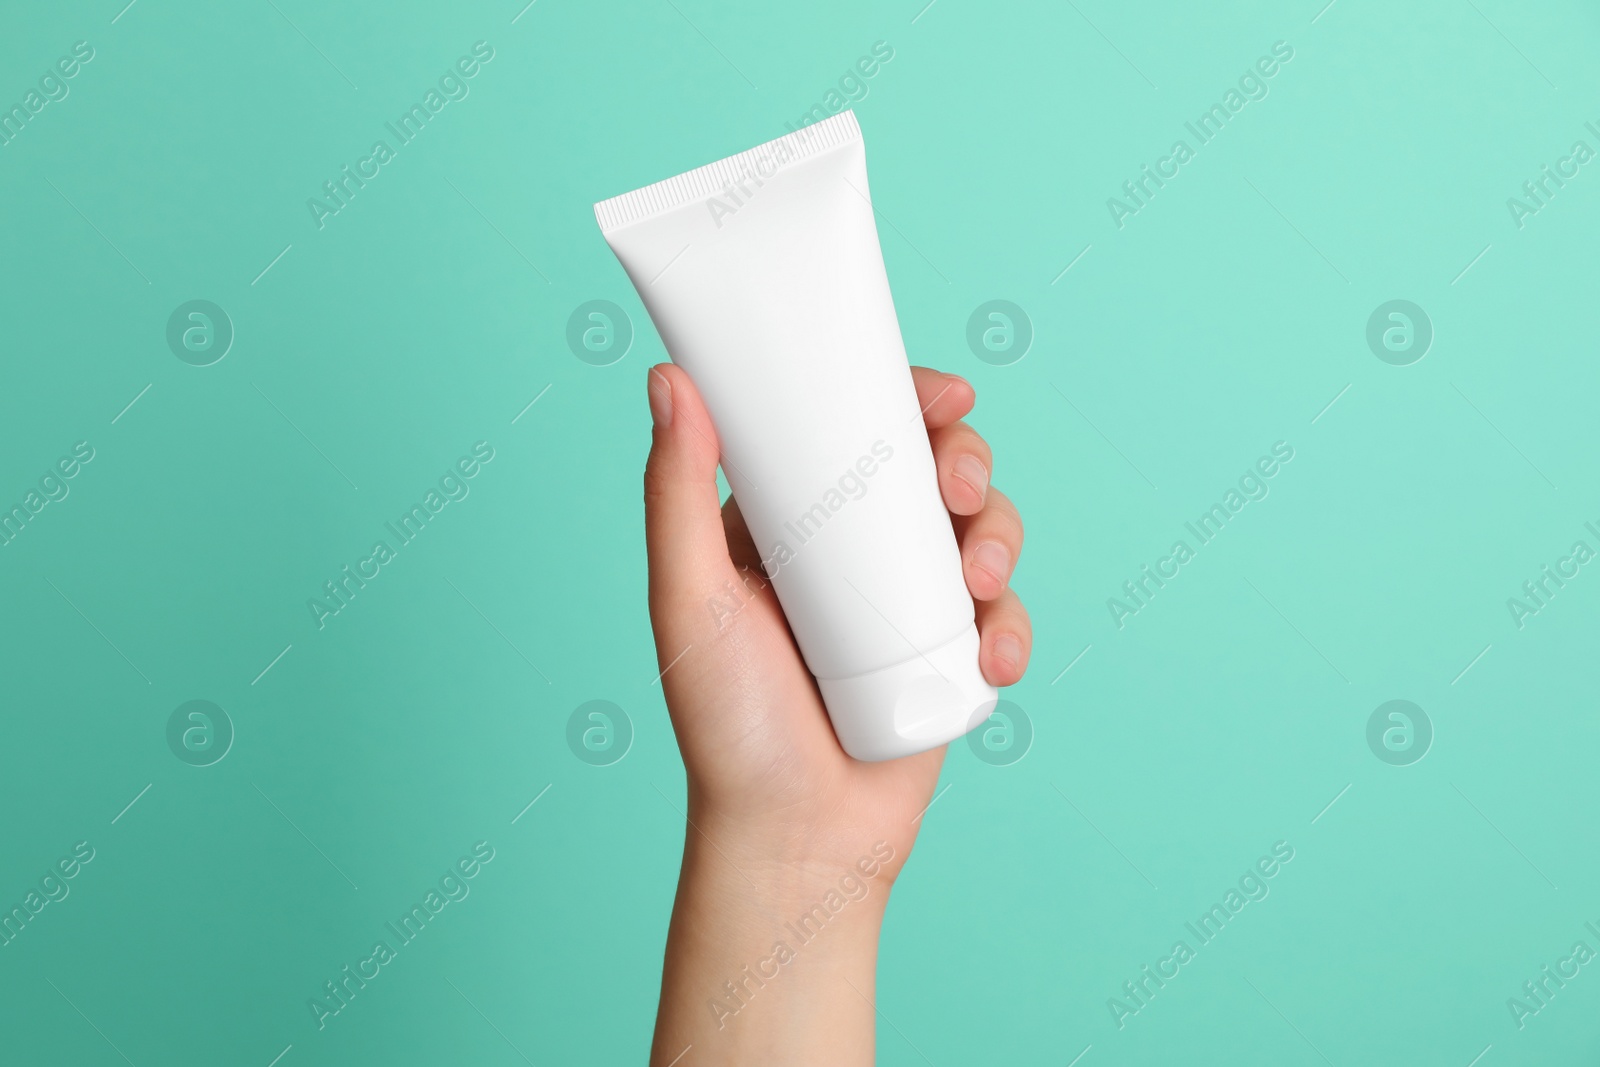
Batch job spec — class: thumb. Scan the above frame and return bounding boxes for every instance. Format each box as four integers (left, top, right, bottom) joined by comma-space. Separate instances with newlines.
643, 363, 737, 633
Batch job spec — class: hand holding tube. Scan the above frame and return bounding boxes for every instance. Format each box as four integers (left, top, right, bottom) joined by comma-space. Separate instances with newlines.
645, 363, 1030, 1065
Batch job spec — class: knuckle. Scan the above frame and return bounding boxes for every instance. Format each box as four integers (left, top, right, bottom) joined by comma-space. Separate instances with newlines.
984, 499, 1024, 545
642, 460, 673, 505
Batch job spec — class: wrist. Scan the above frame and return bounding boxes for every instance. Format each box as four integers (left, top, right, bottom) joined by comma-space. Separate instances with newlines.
652, 817, 893, 1066
685, 802, 904, 909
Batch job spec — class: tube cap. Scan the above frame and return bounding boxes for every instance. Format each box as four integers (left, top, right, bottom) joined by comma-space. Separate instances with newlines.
816, 623, 999, 762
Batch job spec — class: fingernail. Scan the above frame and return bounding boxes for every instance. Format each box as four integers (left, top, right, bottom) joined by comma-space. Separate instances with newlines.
993, 633, 1021, 670
971, 541, 1011, 586
952, 454, 988, 501
648, 368, 673, 428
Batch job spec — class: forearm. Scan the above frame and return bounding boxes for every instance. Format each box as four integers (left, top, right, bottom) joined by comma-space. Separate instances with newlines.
649, 814, 896, 1066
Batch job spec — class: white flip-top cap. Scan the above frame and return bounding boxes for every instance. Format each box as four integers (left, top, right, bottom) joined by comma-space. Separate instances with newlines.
816, 623, 998, 762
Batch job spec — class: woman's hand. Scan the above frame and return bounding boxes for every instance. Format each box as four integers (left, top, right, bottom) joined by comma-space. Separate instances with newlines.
644, 362, 1030, 1066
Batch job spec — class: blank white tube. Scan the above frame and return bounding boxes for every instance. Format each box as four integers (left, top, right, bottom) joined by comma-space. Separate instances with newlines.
595, 110, 996, 761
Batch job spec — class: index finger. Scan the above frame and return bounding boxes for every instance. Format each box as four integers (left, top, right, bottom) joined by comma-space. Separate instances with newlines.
910, 366, 975, 430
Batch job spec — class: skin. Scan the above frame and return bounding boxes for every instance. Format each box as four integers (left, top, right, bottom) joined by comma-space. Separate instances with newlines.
642, 363, 1031, 1066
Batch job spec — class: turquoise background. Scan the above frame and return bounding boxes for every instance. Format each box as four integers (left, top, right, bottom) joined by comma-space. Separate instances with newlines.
2, 0, 1597, 1063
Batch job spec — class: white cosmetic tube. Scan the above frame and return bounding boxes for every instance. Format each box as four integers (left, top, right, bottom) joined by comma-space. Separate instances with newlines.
595, 110, 996, 762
